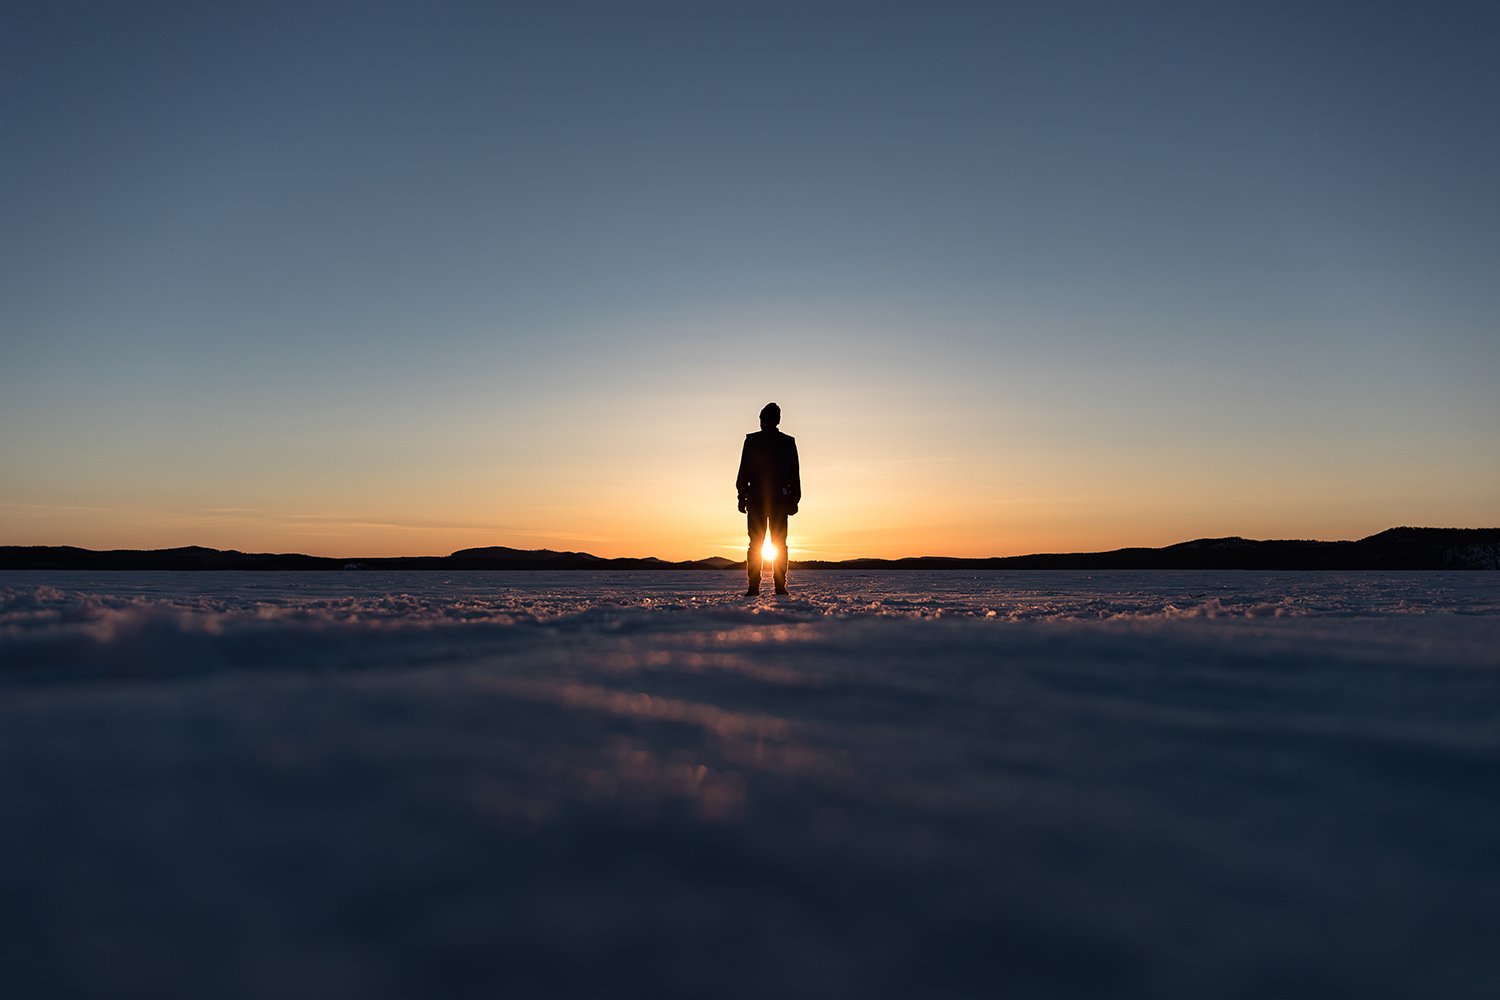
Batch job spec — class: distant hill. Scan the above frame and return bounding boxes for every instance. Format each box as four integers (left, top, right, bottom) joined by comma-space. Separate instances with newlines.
794, 528, 1500, 571
0, 528, 1495, 571
0, 544, 739, 572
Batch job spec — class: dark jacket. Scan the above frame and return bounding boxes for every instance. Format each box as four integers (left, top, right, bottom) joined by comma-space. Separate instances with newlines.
736, 430, 801, 514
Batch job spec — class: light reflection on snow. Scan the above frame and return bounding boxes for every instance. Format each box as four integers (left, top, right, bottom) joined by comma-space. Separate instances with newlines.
476, 676, 793, 743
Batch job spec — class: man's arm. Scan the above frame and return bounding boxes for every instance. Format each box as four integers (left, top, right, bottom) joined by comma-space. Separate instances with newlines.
735, 437, 752, 512
788, 439, 801, 512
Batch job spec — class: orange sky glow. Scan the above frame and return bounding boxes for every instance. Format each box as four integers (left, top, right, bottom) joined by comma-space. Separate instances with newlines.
5, 377, 1494, 561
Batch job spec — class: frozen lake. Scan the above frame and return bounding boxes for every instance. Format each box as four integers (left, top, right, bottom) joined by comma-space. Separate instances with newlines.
3, 570, 1499, 999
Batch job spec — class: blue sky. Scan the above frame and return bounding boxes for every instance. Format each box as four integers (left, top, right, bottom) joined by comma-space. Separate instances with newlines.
3, 1, 1496, 558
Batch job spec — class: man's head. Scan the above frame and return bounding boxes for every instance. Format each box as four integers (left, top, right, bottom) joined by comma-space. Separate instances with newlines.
759, 402, 781, 431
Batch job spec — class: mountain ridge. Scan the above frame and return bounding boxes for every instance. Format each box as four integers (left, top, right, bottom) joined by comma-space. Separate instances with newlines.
1, 528, 1496, 570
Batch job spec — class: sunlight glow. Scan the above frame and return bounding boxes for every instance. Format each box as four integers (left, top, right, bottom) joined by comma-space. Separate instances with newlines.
761, 538, 778, 563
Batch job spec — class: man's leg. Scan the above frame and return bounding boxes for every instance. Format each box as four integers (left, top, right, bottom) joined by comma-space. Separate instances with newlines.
770, 512, 789, 593
746, 511, 767, 594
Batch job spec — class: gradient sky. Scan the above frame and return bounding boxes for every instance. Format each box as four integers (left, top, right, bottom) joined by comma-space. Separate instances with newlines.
3, 1, 1497, 560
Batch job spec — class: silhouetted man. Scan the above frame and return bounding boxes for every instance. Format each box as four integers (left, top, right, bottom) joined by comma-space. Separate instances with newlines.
736, 402, 801, 595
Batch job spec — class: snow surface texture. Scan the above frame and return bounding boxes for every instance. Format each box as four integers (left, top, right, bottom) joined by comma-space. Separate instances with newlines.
2, 570, 1498, 1000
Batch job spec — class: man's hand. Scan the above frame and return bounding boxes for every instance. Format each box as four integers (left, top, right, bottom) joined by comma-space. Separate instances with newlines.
788, 504, 798, 516
737, 499, 747, 513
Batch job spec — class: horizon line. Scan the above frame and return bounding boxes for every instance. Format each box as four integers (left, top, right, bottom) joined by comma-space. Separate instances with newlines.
4, 526, 1496, 565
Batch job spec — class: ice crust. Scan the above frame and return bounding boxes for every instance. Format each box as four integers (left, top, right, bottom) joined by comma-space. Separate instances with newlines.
2, 570, 1498, 999
4, 569, 1497, 680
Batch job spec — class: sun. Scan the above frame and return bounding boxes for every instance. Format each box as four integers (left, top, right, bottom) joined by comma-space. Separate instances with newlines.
761, 538, 778, 563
